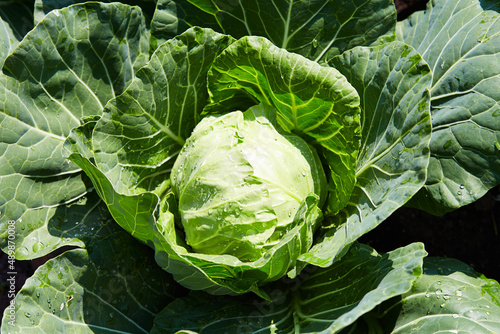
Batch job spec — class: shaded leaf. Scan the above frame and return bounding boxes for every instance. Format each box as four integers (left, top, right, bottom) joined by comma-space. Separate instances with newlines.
151, 0, 221, 46
0, 1, 33, 66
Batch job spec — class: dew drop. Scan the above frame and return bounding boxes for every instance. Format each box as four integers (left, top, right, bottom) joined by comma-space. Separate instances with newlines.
32, 241, 45, 253
16, 246, 29, 259
24, 312, 31, 318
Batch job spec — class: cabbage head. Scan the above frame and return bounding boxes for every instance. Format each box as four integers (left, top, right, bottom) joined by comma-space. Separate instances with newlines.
171, 104, 327, 262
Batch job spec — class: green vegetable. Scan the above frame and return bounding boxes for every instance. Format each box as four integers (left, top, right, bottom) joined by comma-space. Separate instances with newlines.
1, 0, 499, 333
171, 104, 327, 261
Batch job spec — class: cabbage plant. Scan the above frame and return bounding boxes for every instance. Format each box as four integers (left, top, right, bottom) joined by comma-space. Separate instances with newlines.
171, 105, 327, 262
1, 0, 500, 333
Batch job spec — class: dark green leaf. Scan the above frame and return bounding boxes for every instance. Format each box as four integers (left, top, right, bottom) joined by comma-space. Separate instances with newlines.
397, 0, 500, 214
187, 0, 396, 62
299, 42, 432, 268
151, 0, 221, 45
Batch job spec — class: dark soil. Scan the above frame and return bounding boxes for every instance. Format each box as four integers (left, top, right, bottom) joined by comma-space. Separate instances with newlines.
359, 187, 500, 280
395, 0, 430, 20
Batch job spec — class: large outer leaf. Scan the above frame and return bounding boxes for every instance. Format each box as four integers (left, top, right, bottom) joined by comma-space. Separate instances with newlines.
397, 0, 500, 215
91, 27, 234, 197
0, 2, 150, 260
0, 1, 33, 66
298, 42, 432, 268
390, 258, 500, 333
206, 36, 361, 215
1, 203, 177, 334
151, 243, 426, 333
186, 0, 396, 62
355, 258, 500, 333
